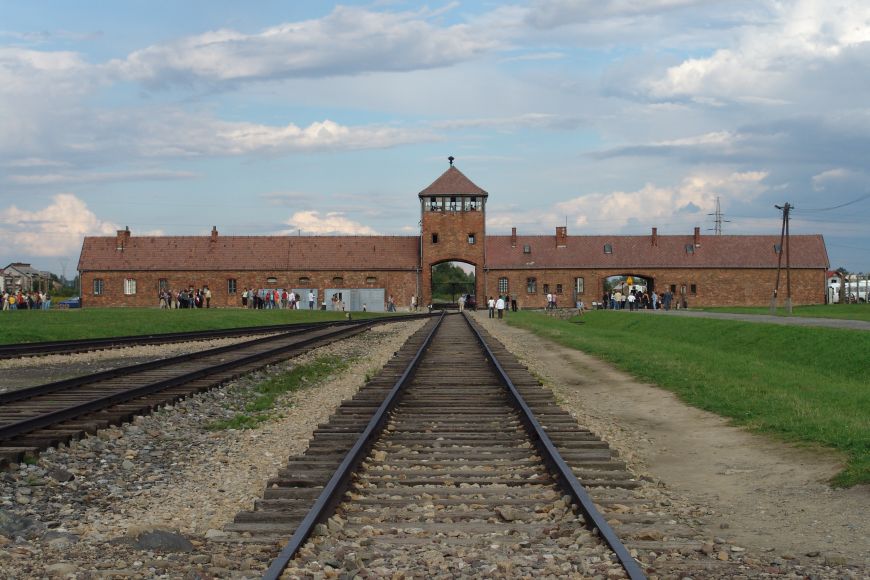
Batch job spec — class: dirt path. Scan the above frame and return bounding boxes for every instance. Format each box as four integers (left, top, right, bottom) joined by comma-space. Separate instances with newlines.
472, 313, 869, 568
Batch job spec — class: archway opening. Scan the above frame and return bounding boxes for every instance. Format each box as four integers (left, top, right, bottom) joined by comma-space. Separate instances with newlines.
431, 261, 476, 309
603, 274, 655, 309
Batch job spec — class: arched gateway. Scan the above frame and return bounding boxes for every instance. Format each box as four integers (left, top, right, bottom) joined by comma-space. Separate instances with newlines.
418, 161, 487, 308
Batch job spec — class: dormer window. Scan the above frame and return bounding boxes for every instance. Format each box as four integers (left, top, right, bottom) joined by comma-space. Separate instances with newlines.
685, 244, 695, 254
523, 244, 531, 254
604, 244, 613, 254
774, 244, 782, 254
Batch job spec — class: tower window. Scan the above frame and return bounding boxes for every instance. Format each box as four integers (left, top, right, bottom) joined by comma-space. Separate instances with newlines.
468, 233, 475, 245
432, 233, 439, 244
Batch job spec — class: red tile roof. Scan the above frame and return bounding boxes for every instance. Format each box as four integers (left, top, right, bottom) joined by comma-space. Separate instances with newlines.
418, 166, 488, 197
78, 235, 420, 272
486, 234, 829, 269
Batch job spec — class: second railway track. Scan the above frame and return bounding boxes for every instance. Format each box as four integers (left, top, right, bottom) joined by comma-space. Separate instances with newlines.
0, 317, 421, 467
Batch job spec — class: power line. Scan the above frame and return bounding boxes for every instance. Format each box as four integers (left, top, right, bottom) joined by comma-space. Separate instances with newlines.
796, 193, 870, 212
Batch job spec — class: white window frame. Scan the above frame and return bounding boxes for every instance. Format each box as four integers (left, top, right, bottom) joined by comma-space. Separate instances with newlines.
124, 278, 137, 295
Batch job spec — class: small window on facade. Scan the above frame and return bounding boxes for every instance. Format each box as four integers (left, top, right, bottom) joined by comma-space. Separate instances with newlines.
94, 278, 104, 295
690, 284, 697, 295
432, 233, 439, 244
299, 276, 310, 284
523, 244, 531, 254
333, 276, 343, 284
556, 284, 563, 294
227, 279, 237, 294
158, 278, 168, 292
266, 277, 278, 285
574, 277, 584, 295
498, 277, 509, 293
670, 284, 677, 293
124, 278, 136, 295
366, 276, 377, 284
685, 244, 695, 254
526, 277, 537, 293
468, 233, 475, 245
774, 244, 782, 254
543, 283, 550, 294
604, 244, 613, 254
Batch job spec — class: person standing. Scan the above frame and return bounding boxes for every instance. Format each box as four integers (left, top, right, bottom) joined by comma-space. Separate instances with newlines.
458, 294, 465, 312
495, 295, 506, 319
487, 296, 495, 318
204, 286, 211, 308
308, 290, 315, 310
410, 295, 417, 312
546, 292, 553, 310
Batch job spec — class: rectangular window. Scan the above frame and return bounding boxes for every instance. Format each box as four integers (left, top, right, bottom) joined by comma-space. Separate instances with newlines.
498, 277, 509, 293
543, 283, 550, 294
556, 284, 563, 294
774, 244, 782, 254
124, 278, 136, 295
523, 244, 531, 254
604, 244, 613, 254
432, 233, 439, 244
93, 278, 104, 295
685, 244, 695, 254
467, 233, 476, 244
690, 284, 697, 295
158, 278, 168, 292
526, 277, 537, 293
227, 278, 237, 294
670, 284, 677, 293
574, 277, 584, 295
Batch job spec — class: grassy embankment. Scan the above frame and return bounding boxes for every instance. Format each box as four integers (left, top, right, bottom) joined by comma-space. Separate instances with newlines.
702, 304, 870, 322
0, 308, 391, 344
506, 310, 869, 487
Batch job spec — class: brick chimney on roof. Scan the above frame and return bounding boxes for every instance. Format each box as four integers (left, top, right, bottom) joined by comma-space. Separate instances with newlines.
511, 227, 517, 248
694, 226, 701, 247
556, 226, 567, 247
211, 226, 218, 242
116, 226, 130, 251
651, 227, 658, 246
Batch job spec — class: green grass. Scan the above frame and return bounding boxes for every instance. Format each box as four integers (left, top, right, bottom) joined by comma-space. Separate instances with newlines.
0, 308, 393, 344
206, 356, 350, 430
506, 310, 870, 487
701, 304, 870, 322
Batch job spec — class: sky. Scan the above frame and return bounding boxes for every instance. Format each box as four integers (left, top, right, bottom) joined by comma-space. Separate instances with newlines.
2, 0, 870, 279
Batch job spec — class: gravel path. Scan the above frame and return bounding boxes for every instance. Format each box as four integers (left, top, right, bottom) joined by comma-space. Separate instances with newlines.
0, 320, 425, 579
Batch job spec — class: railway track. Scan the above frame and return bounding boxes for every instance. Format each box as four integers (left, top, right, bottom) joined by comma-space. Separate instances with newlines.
228, 313, 654, 578
0, 317, 424, 467
0, 317, 406, 359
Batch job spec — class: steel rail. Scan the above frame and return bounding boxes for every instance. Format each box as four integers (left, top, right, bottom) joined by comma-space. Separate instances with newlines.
262, 312, 445, 580
0, 313, 424, 359
0, 319, 385, 443
464, 313, 646, 580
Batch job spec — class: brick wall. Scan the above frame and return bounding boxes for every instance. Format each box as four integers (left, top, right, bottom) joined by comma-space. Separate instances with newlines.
420, 208, 485, 305
81, 270, 420, 309
484, 267, 827, 308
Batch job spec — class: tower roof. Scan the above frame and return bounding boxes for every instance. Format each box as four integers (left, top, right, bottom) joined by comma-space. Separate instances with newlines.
418, 166, 488, 197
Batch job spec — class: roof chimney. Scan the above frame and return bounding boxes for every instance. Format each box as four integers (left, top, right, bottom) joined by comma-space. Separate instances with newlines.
116, 226, 130, 251
211, 226, 218, 242
556, 226, 567, 247
693, 226, 701, 247
651, 227, 658, 246
511, 227, 517, 248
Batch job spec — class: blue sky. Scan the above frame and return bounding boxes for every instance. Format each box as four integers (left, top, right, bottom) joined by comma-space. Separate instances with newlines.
2, 0, 869, 278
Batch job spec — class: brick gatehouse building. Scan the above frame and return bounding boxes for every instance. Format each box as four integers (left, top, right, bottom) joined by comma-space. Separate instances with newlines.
78, 162, 830, 309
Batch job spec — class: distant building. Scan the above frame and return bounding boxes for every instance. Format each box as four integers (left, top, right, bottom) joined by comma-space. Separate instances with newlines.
2, 263, 52, 293
77, 163, 830, 309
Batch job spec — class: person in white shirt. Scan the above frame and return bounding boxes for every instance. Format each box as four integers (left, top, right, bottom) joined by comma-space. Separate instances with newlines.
487, 296, 495, 318
495, 295, 506, 319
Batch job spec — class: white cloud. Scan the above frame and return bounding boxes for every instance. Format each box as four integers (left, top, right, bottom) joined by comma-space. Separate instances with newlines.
8, 169, 197, 186
527, 0, 719, 28
282, 210, 378, 235
112, 6, 502, 87
811, 168, 855, 190
0, 194, 118, 257
553, 170, 769, 231
647, 0, 870, 102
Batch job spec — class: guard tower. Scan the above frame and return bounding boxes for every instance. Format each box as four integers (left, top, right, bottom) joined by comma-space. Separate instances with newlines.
418, 157, 488, 307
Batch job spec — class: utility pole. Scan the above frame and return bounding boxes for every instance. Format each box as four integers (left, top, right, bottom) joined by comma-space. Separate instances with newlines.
771, 203, 792, 315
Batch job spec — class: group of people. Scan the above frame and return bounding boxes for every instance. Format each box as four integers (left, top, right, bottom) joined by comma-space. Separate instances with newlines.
241, 288, 316, 310
603, 288, 676, 311
2, 290, 51, 310
486, 295, 509, 319
159, 287, 211, 309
